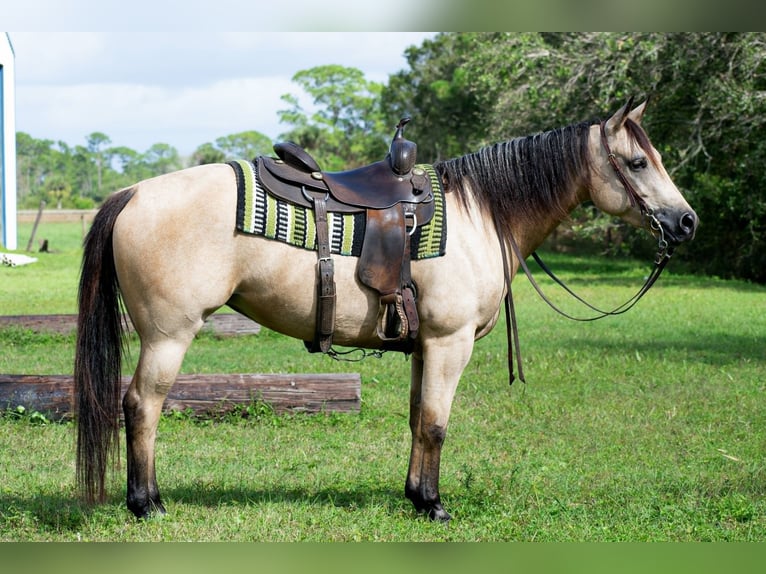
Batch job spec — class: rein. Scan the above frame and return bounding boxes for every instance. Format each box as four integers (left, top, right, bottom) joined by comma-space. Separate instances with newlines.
498, 120, 674, 385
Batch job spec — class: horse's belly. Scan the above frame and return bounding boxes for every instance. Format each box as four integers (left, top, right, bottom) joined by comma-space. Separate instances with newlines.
229, 237, 384, 348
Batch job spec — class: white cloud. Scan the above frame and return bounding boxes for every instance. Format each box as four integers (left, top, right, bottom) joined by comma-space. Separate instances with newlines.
17, 76, 297, 152
9, 32, 435, 155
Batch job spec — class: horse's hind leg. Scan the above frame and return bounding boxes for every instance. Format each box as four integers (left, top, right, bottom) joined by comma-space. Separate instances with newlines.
122, 334, 193, 519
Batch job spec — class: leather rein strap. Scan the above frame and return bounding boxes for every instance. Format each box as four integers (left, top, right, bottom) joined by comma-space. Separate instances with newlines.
498, 120, 674, 385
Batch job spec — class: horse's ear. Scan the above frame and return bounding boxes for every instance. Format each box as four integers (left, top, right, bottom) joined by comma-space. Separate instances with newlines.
627, 98, 649, 125
605, 96, 636, 134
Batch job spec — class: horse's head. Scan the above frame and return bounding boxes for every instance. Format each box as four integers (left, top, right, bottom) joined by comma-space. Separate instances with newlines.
588, 98, 698, 251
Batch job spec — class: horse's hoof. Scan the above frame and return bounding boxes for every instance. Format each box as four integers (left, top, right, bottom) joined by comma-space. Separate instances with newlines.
427, 505, 451, 522
129, 499, 167, 520
134, 507, 167, 521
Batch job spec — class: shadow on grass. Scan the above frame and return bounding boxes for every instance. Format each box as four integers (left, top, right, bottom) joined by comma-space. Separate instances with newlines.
0, 491, 94, 534
567, 331, 765, 367
525, 252, 766, 292
0, 482, 411, 535
163, 482, 408, 514
519, 250, 764, 293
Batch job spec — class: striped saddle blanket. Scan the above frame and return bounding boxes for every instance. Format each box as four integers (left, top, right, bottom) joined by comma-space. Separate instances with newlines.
231, 159, 447, 260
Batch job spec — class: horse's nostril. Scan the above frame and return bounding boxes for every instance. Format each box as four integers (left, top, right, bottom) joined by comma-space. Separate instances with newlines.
680, 212, 697, 235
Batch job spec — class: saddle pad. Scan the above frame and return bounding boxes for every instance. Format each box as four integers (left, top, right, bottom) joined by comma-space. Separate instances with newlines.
231, 159, 447, 260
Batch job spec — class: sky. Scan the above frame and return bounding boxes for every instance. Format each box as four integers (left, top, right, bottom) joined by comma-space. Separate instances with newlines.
7, 32, 435, 157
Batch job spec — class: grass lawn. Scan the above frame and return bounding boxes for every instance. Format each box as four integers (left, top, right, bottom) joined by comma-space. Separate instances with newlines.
1, 220, 765, 541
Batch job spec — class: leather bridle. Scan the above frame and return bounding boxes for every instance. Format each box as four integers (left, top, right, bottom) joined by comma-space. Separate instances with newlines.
598, 120, 671, 263
499, 120, 675, 385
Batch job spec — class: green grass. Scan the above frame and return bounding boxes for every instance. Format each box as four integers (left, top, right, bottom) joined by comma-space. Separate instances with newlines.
1, 221, 765, 541
0, 221, 87, 314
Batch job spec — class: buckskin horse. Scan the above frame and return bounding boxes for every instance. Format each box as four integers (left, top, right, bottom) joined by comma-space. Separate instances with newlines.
75, 99, 697, 521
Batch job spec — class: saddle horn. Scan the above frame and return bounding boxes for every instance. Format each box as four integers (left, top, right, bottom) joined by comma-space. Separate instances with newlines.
389, 117, 417, 176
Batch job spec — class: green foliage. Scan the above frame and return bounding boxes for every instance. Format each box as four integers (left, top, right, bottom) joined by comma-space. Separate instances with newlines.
382, 33, 493, 161
189, 142, 226, 166
1, 405, 51, 426
277, 65, 388, 169
15, 132, 184, 207
42, 173, 71, 209
192, 131, 274, 165
142, 143, 182, 176
214, 131, 273, 161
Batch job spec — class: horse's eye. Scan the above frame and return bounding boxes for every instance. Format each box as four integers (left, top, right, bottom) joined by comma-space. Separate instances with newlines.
628, 157, 648, 171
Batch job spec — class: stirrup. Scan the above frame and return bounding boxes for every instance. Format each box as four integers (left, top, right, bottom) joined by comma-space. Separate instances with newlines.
376, 295, 409, 341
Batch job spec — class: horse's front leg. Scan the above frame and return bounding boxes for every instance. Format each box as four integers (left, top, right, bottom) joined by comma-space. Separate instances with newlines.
405, 334, 473, 521
122, 338, 190, 519
405, 354, 430, 514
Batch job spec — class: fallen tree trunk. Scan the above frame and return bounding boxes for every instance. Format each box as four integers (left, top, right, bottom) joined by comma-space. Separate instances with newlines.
0, 373, 361, 420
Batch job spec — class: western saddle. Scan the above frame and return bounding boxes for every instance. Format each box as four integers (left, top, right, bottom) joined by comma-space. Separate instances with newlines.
256, 118, 435, 354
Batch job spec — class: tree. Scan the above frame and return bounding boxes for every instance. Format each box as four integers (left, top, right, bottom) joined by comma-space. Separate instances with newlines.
71, 145, 95, 199
15, 132, 53, 203
190, 142, 226, 166
108, 145, 150, 184
86, 131, 112, 195
43, 173, 71, 209
141, 143, 181, 176
278, 65, 387, 170
381, 33, 500, 162
214, 131, 273, 160
639, 33, 766, 281
191, 131, 273, 165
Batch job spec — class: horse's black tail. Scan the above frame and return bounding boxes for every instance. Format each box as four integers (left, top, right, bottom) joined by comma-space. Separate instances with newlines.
74, 187, 136, 504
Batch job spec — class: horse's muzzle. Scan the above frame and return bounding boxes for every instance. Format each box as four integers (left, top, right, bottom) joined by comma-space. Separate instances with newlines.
656, 209, 698, 245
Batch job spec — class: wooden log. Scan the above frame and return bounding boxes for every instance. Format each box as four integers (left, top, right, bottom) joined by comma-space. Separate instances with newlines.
0, 315, 79, 335
0, 374, 72, 419
0, 373, 361, 420
199, 313, 262, 336
0, 313, 261, 336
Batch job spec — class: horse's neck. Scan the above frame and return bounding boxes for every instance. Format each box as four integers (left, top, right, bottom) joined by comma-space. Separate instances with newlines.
510, 182, 588, 258
446, 172, 588, 259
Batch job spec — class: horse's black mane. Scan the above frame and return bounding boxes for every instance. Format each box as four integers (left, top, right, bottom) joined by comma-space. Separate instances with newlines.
433, 119, 598, 231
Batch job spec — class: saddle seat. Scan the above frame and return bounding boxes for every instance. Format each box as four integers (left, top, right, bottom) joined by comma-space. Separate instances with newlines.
255, 118, 433, 354
260, 147, 432, 211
